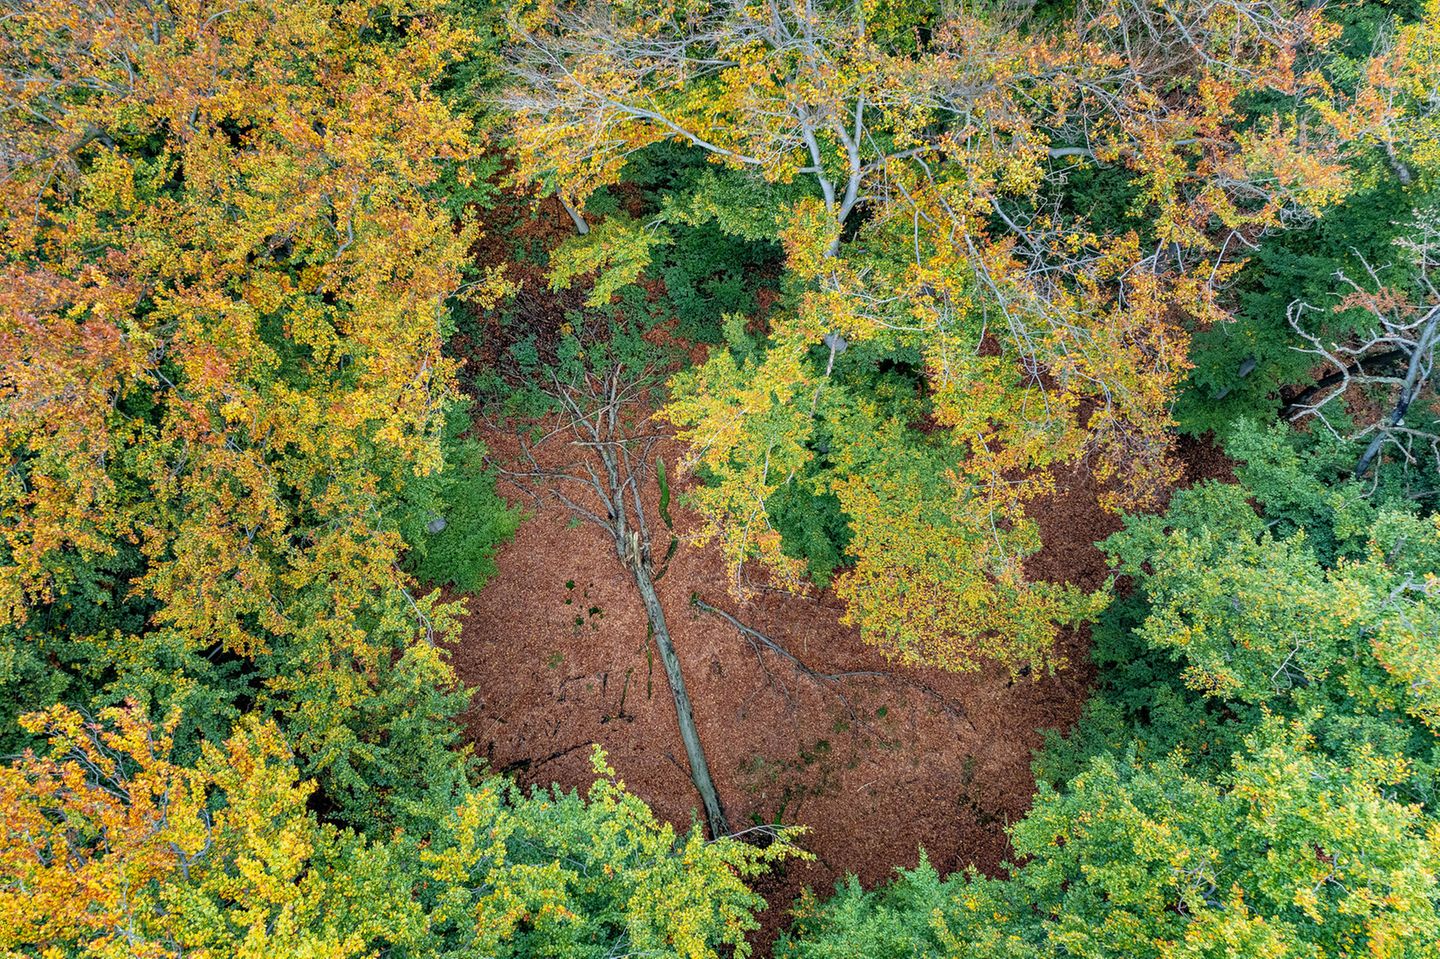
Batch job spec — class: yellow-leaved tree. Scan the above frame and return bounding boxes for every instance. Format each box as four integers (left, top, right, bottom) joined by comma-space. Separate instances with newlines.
503, 0, 1353, 673
0, 703, 793, 958
0, 0, 504, 822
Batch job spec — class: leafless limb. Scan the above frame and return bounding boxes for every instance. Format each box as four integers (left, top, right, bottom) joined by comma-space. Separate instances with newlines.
1287, 214, 1440, 479
491, 364, 733, 838
692, 595, 976, 732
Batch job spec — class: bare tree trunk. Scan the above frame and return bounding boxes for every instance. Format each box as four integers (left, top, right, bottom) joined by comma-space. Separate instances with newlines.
502, 367, 730, 837
557, 193, 590, 235
625, 544, 731, 838
1355, 304, 1440, 477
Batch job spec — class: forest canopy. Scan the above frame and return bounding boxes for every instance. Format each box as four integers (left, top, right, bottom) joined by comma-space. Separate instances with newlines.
1, 0, 1438, 956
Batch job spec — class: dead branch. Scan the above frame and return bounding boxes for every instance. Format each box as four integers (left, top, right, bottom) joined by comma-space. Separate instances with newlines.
489, 363, 733, 838
692, 595, 975, 732
1287, 217, 1440, 479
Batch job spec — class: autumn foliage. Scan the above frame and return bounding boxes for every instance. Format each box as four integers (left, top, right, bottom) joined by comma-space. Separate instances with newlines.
3, 0, 1440, 955
506, 0, 1355, 672
0, 0, 492, 806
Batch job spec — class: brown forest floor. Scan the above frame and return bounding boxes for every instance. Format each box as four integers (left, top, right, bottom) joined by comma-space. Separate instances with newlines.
449, 193, 1236, 952
449, 412, 1232, 952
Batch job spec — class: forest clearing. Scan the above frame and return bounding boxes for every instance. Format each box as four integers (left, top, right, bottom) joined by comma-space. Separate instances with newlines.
3, 0, 1439, 956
